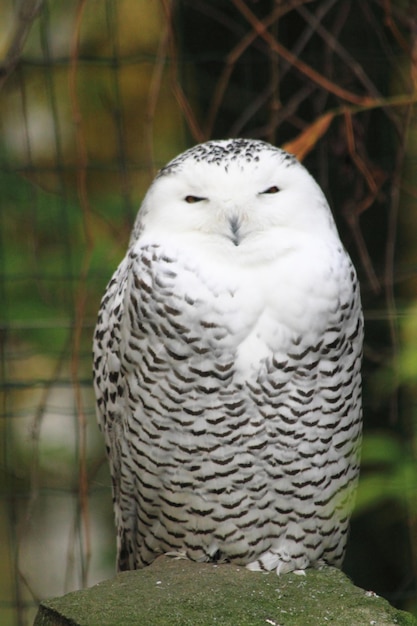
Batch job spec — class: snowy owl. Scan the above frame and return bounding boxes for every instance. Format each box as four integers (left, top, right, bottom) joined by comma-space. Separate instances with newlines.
93, 138, 363, 575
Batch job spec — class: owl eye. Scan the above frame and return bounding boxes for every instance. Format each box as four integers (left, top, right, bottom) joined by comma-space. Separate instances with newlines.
260, 186, 280, 194
184, 195, 206, 203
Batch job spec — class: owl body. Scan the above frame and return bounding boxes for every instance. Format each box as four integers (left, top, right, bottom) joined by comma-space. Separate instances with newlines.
93, 139, 363, 574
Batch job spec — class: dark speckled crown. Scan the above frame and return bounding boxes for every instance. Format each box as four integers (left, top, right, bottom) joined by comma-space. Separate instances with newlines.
157, 138, 296, 177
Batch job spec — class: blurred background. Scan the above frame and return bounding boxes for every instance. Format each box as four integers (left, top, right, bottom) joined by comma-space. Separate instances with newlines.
1, 0, 416, 623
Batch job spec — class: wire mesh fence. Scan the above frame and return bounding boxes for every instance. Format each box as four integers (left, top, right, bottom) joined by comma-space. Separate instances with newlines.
1, 1, 417, 624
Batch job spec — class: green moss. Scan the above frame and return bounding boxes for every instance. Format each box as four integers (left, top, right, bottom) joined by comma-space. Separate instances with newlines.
34, 557, 417, 626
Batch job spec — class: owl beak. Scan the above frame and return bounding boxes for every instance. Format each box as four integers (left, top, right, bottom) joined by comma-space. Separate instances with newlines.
228, 215, 241, 247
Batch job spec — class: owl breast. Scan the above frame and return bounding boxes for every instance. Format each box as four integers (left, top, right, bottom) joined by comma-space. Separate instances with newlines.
113, 237, 362, 573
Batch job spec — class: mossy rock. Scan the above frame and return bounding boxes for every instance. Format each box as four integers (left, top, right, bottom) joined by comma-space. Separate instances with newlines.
34, 556, 416, 626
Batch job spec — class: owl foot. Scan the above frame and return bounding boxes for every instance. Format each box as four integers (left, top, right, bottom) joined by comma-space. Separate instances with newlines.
246, 549, 309, 575
164, 550, 188, 561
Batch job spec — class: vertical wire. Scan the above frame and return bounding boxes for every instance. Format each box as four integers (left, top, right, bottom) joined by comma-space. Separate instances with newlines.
14, 59, 38, 626
105, 0, 135, 224
69, 0, 95, 589
37, 0, 80, 593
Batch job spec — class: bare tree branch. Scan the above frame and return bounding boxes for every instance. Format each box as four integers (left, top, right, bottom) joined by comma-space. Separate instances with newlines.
0, 0, 44, 91
231, 0, 374, 106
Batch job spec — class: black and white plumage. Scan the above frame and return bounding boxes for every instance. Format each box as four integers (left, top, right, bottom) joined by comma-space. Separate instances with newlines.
93, 138, 363, 575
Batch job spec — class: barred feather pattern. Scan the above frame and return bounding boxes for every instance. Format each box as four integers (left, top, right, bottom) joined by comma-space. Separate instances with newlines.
93, 139, 363, 575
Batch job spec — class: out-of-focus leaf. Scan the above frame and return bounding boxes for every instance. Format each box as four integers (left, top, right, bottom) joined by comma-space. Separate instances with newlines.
282, 112, 334, 161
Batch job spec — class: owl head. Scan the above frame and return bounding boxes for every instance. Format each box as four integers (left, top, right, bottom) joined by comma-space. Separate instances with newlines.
131, 139, 338, 253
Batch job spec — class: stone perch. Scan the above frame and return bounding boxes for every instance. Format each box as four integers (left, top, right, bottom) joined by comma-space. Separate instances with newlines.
34, 557, 416, 626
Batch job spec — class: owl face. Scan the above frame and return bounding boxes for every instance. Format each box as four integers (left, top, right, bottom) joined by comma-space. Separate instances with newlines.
136, 139, 336, 253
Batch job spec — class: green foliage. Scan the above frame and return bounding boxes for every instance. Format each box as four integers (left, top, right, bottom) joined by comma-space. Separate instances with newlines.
357, 433, 417, 514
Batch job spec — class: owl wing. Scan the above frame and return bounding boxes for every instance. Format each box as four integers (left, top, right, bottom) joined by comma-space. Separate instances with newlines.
93, 255, 138, 571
